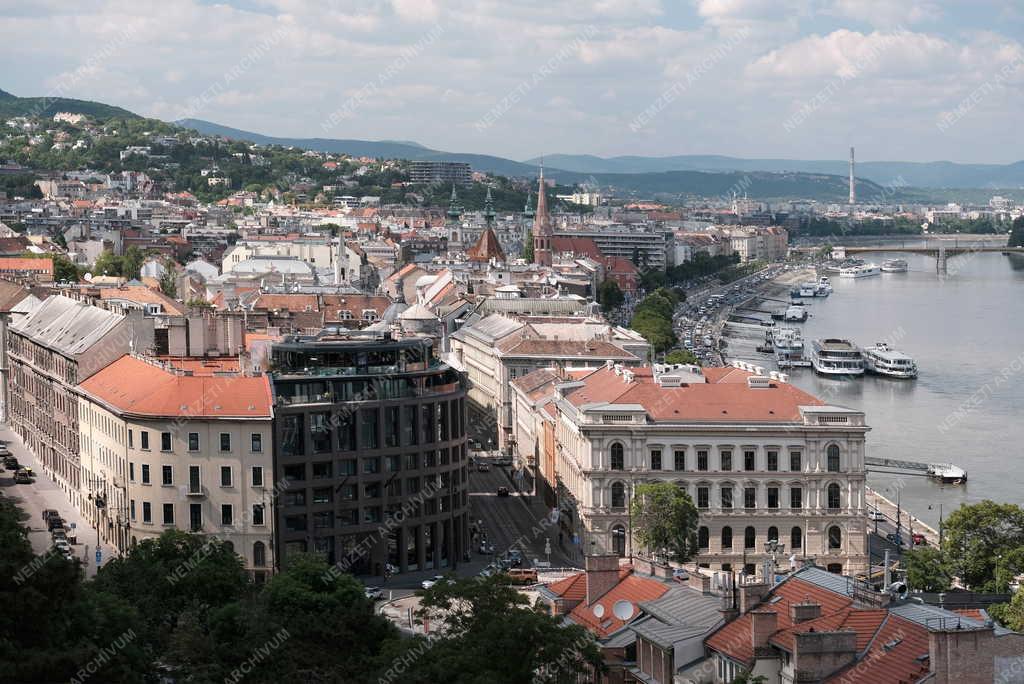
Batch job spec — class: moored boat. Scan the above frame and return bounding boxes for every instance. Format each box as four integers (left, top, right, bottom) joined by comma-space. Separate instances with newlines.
927, 463, 967, 484
839, 263, 882, 278
881, 259, 908, 273
810, 338, 864, 376
862, 342, 917, 378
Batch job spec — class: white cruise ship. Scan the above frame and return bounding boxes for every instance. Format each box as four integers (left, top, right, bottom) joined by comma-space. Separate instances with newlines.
839, 263, 882, 278
798, 281, 817, 297
809, 338, 865, 376
881, 259, 908, 273
862, 342, 917, 378
774, 328, 811, 368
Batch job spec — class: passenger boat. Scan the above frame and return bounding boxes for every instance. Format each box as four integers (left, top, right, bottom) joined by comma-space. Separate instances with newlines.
839, 263, 882, 278
862, 342, 917, 378
774, 328, 811, 368
809, 338, 864, 376
927, 463, 967, 484
784, 305, 807, 322
881, 259, 908, 273
816, 276, 833, 295
798, 282, 817, 297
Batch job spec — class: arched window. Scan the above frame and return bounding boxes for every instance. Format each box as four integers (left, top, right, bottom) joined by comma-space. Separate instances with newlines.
611, 524, 626, 557
698, 526, 709, 549
826, 444, 841, 472
611, 482, 626, 508
721, 526, 733, 549
827, 483, 841, 510
767, 526, 778, 544
610, 443, 625, 471
253, 541, 266, 567
222, 540, 235, 554
828, 526, 842, 550
791, 526, 802, 549
744, 526, 756, 549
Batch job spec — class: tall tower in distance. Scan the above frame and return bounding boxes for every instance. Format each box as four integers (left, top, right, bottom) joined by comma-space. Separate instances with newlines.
849, 146, 856, 205
533, 163, 553, 266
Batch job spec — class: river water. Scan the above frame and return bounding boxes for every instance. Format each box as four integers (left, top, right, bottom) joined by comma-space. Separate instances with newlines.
750, 251, 1024, 527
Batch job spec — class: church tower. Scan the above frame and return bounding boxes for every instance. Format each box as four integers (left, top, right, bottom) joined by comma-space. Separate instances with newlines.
532, 165, 552, 267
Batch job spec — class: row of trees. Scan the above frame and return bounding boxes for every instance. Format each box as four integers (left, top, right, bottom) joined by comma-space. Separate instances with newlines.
629, 287, 681, 353
0, 498, 601, 682
903, 500, 1024, 630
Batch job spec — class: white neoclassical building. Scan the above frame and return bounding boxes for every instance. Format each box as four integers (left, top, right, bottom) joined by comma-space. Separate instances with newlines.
549, 362, 869, 578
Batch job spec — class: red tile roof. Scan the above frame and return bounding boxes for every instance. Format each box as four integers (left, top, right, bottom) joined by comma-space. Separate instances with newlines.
546, 567, 634, 604
567, 571, 669, 638
79, 355, 272, 418
0, 257, 52, 274
551, 236, 603, 260
563, 365, 823, 423
253, 293, 319, 313
99, 285, 184, 315
824, 615, 931, 684
770, 608, 886, 653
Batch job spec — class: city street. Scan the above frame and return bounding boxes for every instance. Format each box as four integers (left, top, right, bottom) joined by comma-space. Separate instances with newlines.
0, 425, 117, 578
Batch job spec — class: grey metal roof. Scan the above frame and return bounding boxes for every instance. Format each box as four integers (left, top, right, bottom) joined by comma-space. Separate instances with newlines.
10, 295, 124, 357
786, 565, 856, 597
889, 601, 1013, 636
451, 313, 523, 344
630, 616, 709, 649
638, 586, 725, 629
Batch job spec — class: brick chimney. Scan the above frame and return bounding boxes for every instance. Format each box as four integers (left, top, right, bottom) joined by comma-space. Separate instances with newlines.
585, 555, 621, 606
793, 630, 857, 681
750, 609, 778, 652
739, 581, 771, 613
791, 601, 823, 624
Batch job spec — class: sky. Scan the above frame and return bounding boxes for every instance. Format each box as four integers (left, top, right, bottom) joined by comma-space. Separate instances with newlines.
2, 0, 1023, 164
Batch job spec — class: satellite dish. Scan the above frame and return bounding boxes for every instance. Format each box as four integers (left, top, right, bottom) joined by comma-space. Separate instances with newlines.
887, 581, 909, 601
84, 272, 93, 281
592, 603, 605, 619
612, 600, 634, 621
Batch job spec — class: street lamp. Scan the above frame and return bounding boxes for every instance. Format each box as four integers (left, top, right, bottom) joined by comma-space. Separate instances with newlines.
764, 538, 785, 584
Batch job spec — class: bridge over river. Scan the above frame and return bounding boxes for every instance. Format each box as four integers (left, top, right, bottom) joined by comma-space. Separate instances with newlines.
793, 237, 1024, 272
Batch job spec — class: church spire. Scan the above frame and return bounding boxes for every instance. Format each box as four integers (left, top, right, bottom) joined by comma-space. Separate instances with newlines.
532, 164, 552, 266
484, 185, 495, 225
446, 183, 462, 222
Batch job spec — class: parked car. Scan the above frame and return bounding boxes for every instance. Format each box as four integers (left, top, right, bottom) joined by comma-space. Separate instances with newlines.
14, 468, 32, 484
42, 509, 60, 523
53, 539, 71, 554
478, 541, 494, 554
673, 568, 690, 582
51, 528, 67, 542
867, 510, 886, 522
3, 456, 19, 470
421, 575, 452, 590
506, 568, 539, 585
364, 586, 383, 601
47, 516, 65, 532
507, 549, 523, 567
496, 486, 510, 497
477, 463, 491, 472
912, 533, 927, 546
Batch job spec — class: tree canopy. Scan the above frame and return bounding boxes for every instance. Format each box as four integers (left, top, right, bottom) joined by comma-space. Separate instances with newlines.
630, 482, 700, 563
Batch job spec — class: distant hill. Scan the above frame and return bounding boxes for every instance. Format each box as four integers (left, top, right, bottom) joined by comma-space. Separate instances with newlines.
0, 88, 138, 121
528, 153, 1024, 190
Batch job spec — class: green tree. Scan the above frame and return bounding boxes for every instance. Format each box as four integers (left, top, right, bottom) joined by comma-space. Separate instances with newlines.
994, 545, 1024, 593
522, 229, 534, 262
1009, 216, 1024, 248
597, 279, 624, 312
122, 245, 145, 280
159, 260, 177, 297
665, 349, 700, 365
412, 574, 603, 683
942, 501, 1024, 590
904, 546, 950, 592
630, 482, 700, 563
989, 587, 1024, 632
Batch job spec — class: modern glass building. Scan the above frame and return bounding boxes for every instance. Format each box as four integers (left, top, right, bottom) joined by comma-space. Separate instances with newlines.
270, 331, 470, 576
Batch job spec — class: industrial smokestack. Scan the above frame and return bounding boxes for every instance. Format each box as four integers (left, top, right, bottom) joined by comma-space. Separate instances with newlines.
849, 146, 856, 205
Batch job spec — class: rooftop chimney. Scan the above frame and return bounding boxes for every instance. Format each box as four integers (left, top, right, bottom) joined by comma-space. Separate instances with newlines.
750, 609, 778, 652
585, 555, 621, 606
791, 601, 823, 624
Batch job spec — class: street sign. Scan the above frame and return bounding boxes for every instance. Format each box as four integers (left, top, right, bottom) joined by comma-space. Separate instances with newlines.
95, 549, 101, 565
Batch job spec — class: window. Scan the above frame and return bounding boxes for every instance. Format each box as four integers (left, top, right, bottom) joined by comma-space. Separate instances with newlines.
363, 457, 380, 474
697, 486, 709, 509
312, 461, 333, 480
610, 443, 624, 470
130, 499, 135, 520
220, 433, 231, 452
744, 487, 756, 509
253, 542, 266, 567
141, 464, 151, 485
790, 451, 801, 472
162, 503, 174, 525
611, 482, 626, 508
650, 449, 662, 471
188, 433, 200, 451
744, 526, 756, 549
791, 487, 802, 509
283, 464, 305, 482
721, 486, 733, 509
767, 450, 779, 471
251, 466, 264, 487
721, 526, 733, 549
285, 515, 307, 532
827, 483, 841, 510
698, 526, 709, 549
791, 526, 803, 549
313, 487, 332, 505
720, 450, 732, 471
128, 430, 134, 448
673, 450, 685, 471
129, 462, 135, 481
220, 466, 232, 487
251, 433, 263, 452
744, 450, 755, 471
252, 505, 265, 526
827, 445, 841, 472
161, 432, 172, 451
220, 504, 233, 526
142, 501, 152, 524
768, 526, 779, 544
697, 450, 708, 471
140, 431, 150, 450
339, 459, 356, 476
188, 465, 201, 494
828, 526, 842, 550
162, 465, 172, 486
767, 487, 779, 509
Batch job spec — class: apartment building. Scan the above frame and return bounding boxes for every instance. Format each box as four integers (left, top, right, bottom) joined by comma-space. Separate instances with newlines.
76, 355, 275, 578
547, 362, 869, 578
409, 160, 471, 185
554, 224, 672, 271
6, 295, 151, 509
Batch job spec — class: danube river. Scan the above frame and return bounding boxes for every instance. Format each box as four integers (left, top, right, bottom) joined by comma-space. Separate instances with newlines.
772, 251, 1024, 527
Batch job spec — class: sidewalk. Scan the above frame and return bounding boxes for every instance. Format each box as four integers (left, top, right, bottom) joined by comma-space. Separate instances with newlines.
866, 486, 939, 546
0, 425, 118, 578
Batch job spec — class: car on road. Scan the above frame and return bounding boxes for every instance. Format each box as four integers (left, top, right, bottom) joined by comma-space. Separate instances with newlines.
14, 468, 32, 484
51, 528, 68, 543
673, 568, 690, 582
478, 541, 494, 554
53, 539, 71, 555
42, 509, 60, 523
3, 456, 19, 470
364, 586, 384, 601
886, 533, 904, 547
47, 516, 65, 532
867, 510, 886, 522
506, 568, 539, 585
912, 533, 927, 546
421, 575, 452, 590
506, 549, 523, 568
496, 486, 510, 497
477, 463, 491, 472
